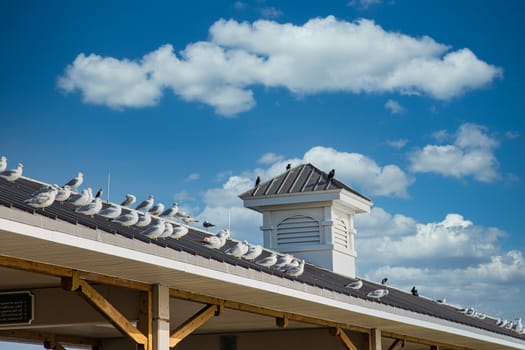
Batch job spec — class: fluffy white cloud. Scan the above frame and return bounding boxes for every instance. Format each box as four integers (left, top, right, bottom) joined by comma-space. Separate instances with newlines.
387, 139, 408, 149
409, 123, 500, 182
59, 17, 501, 115
347, 0, 383, 9
257, 152, 284, 164
385, 99, 405, 114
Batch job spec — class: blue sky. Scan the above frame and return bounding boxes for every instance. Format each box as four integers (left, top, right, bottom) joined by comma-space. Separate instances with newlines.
1, 0, 524, 347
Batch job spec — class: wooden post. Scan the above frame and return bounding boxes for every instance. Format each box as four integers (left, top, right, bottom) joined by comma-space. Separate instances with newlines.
370, 328, 382, 350
153, 284, 170, 350
138, 291, 153, 350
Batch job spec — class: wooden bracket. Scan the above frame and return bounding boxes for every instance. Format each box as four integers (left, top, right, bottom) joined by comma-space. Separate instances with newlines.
276, 316, 289, 328
169, 304, 221, 348
387, 338, 405, 350
330, 327, 358, 350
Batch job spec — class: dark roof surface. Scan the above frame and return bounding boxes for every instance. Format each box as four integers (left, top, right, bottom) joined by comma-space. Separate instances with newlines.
0, 176, 522, 341
239, 163, 371, 202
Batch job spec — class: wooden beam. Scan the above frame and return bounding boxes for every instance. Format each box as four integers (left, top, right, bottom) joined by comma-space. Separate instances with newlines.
387, 339, 404, 350
169, 304, 221, 348
62, 274, 148, 347
381, 331, 472, 350
330, 327, 358, 350
0, 255, 151, 291
169, 288, 369, 334
137, 291, 153, 350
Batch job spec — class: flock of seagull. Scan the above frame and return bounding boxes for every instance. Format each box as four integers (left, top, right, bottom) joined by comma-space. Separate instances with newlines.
2, 156, 525, 333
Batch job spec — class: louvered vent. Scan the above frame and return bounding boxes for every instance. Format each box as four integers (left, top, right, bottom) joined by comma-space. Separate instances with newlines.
334, 217, 349, 249
276, 215, 321, 246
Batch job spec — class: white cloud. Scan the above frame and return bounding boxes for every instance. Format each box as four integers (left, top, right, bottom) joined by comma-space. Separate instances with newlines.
385, 99, 405, 114
409, 123, 500, 182
185, 173, 200, 182
347, 0, 382, 9
505, 130, 520, 140
387, 139, 408, 149
59, 17, 502, 115
258, 152, 284, 164
260, 6, 283, 19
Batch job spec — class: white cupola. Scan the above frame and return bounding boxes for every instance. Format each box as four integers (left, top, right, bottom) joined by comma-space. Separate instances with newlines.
239, 163, 372, 278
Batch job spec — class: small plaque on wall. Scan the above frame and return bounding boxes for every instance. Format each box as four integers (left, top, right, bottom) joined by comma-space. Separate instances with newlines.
0, 291, 34, 325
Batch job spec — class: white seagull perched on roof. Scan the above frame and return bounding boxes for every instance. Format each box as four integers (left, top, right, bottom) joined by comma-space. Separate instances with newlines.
64, 171, 83, 192
25, 186, 58, 209
182, 215, 199, 224
255, 253, 278, 267
367, 289, 389, 300
55, 185, 71, 203
135, 212, 152, 227
171, 225, 189, 240
273, 254, 293, 270
135, 195, 154, 212
0, 156, 7, 172
111, 210, 139, 227
277, 258, 299, 272
140, 219, 165, 239
515, 318, 523, 334
217, 228, 231, 240
0, 163, 23, 182
120, 194, 136, 207
160, 203, 179, 219
345, 279, 363, 290
149, 202, 164, 216
98, 202, 122, 219
202, 233, 227, 249
68, 187, 93, 207
225, 240, 249, 258
285, 259, 305, 277
75, 197, 103, 218
242, 244, 263, 261
158, 222, 174, 238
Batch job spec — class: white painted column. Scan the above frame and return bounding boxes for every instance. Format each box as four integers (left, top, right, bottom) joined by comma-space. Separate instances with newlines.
152, 284, 170, 350
370, 328, 382, 350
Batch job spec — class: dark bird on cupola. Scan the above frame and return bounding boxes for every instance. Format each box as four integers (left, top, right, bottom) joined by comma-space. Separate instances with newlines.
255, 176, 261, 187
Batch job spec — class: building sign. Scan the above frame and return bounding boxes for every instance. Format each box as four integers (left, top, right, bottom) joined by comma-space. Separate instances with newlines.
0, 291, 34, 325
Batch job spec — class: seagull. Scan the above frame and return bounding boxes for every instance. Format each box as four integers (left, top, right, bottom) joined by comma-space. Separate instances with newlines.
111, 210, 139, 227
217, 228, 231, 240
135, 195, 154, 212
31, 185, 56, 197
68, 187, 93, 207
242, 244, 263, 261
498, 319, 510, 328
140, 219, 165, 239
148, 202, 164, 216
64, 171, 83, 191
255, 253, 277, 267
381, 277, 388, 285
75, 198, 103, 218
515, 318, 523, 334
160, 203, 179, 219
98, 203, 122, 219
0, 163, 23, 182
274, 254, 293, 270
175, 211, 190, 220
25, 186, 57, 209
345, 280, 363, 290
171, 225, 189, 240
0, 156, 7, 172
182, 216, 199, 224
285, 259, 305, 277
202, 234, 227, 249
135, 212, 152, 227
55, 185, 72, 203
436, 298, 447, 304
411, 286, 419, 297
225, 241, 249, 258
278, 258, 299, 272
158, 222, 174, 238
367, 289, 389, 300
94, 188, 103, 199
255, 176, 261, 187
203, 221, 216, 229
120, 194, 136, 207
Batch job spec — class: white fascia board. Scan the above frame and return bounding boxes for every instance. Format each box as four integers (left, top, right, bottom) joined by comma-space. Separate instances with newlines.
339, 190, 372, 214
243, 191, 341, 211
1, 218, 524, 349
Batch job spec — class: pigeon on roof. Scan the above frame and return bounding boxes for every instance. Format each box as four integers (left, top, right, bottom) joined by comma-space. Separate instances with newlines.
367, 289, 389, 300
160, 203, 179, 219
0, 156, 7, 172
225, 241, 249, 258
135, 195, 154, 212
203, 221, 216, 229
111, 210, 139, 227
345, 280, 363, 290
149, 202, 165, 216
55, 185, 72, 203
255, 253, 277, 267
25, 186, 57, 209
381, 277, 388, 285
120, 194, 136, 207
75, 197, 103, 218
171, 225, 189, 240
64, 171, 83, 191
286, 163, 291, 171
0, 163, 23, 182
242, 244, 263, 261
285, 259, 305, 277
135, 212, 152, 228
140, 219, 165, 239
68, 188, 93, 207
98, 203, 122, 219
411, 286, 419, 297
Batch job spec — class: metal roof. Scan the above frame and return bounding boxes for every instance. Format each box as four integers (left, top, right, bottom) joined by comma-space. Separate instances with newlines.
239, 163, 371, 202
0, 175, 523, 344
